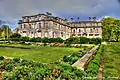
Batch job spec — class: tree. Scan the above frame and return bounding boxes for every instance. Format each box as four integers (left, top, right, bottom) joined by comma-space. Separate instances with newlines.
0, 25, 12, 39
113, 20, 120, 41
101, 17, 116, 41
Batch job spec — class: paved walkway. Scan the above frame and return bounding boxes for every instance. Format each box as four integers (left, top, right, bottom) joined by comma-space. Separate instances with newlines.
72, 45, 100, 70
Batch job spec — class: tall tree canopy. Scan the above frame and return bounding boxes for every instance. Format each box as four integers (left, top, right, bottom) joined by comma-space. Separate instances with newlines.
101, 17, 120, 41
0, 25, 12, 39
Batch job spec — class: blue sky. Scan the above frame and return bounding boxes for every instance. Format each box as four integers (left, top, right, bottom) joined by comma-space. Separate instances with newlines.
0, 0, 120, 29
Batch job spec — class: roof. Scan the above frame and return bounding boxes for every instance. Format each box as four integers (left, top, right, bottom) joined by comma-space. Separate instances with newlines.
68, 21, 101, 24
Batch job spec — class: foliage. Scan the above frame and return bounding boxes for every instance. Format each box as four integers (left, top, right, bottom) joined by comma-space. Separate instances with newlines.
0, 25, 12, 39
10, 33, 21, 38
89, 38, 102, 44
1, 58, 86, 80
79, 37, 89, 44
63, 51, 85, 65
101, 17, 120, 41
65, 37, 100, 45
85, 44, 103, 77
0, 56, 4, 60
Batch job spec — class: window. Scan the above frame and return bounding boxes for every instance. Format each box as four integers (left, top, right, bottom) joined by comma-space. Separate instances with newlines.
23, 24, 26, 29
37, 30, 41, 33
83, 33, 87, 36
61, 32, 63, 37
73, 30, 75, 33
19, 24, 22, 29
90, 28, 92, 33
38, 23, 41, 29
95, 34, 99, 36
79, 29, 81, 32
78, 34, 81, 36
29, 24, 31, 29
23, 31, 26, 33
89, 34, 93, 36
95, 28, 98, 33
72, 34, 75, 36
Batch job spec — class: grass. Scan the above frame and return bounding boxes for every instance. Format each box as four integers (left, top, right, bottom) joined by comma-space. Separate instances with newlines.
0, 43, 85, 63
103, 42, 120, 80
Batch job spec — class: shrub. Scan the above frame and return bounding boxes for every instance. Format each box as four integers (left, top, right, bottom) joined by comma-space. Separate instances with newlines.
5, 64, 13, 71
20, 37, 29, 42
10, 38, 21, 41
13, 58, 20, 63
79, 37, 89, 44
85, 44, 103, 77
29, 37, 37, 42
55, 37, 64, 43
42, 37, 49, 43
10, 33, 21, 38
0, 56, 4, 60
65, 37, 80, 44
89, 38, 102, 44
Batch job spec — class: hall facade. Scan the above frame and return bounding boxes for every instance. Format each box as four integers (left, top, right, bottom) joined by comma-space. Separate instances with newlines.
17, 12, 102, 39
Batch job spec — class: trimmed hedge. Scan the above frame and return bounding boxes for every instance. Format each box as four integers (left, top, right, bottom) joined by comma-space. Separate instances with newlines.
85, 44, 103, 77
9, 36, 102, 45
65, 37, 102, 45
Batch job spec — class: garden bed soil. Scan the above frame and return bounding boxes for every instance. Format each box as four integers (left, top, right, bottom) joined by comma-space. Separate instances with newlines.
98, 52, 104, 80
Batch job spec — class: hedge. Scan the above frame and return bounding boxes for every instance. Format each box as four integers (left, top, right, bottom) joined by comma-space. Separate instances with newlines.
85, 44, 103, 77
8, 36, 102, 45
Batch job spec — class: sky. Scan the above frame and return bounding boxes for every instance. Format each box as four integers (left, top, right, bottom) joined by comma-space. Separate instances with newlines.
0, 0, 120, 29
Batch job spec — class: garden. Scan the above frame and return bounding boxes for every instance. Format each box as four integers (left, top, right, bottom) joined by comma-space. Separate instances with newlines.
0, 45, 103, 80
0, 35, 105, 80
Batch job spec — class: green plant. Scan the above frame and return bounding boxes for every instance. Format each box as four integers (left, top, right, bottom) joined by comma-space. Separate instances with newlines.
85, 44, 103, 77
0, 56, 4, 60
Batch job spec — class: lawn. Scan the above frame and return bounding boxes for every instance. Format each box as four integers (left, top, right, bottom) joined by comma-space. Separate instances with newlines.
103, 42, 120, 80
0, 44, 84, 63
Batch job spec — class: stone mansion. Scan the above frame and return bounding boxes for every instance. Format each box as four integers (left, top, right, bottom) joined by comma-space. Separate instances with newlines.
17, 12, 102, 40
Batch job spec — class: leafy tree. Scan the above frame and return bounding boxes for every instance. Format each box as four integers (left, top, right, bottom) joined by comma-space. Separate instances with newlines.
101, 17, 116, 41
0, 25, 12, 39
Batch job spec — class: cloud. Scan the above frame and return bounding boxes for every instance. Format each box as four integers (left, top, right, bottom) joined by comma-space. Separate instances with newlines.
0, 0, 120, 28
